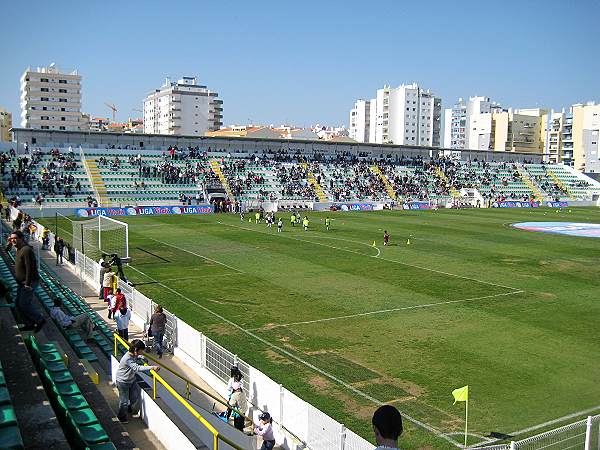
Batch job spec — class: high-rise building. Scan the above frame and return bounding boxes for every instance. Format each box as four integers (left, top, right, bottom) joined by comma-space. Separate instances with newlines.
443, 98, 467, 149
143, 76, 223, 136
572, 102, 600, 173
349, 100, 371, 142
0, 107, 12, 141
444, 96, 501, 150
20, 64, 87, 131
349, 83, 441, 146
541, 110, 569, 165
491, 108, 545, 154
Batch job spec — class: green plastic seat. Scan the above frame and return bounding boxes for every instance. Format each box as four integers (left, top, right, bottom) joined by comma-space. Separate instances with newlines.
0, 372, 5, 386
69, 417, 110, 446
57, 392, 88, 411
0, 407, 17, 427
49, 377, 81, 397
0, 425, 24, 450
69, 408, 99, 427
0, 388, 10, 405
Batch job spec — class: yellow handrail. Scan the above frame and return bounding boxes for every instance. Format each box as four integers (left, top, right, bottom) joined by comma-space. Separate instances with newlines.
113, 333, 245, 450
114, 332, 250, 422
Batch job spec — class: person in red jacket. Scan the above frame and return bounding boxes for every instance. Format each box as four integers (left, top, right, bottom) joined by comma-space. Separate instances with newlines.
111, 288, 127, 315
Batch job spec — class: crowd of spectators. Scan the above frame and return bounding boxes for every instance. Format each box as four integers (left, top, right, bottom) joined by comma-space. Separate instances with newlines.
1, 147, 89, 205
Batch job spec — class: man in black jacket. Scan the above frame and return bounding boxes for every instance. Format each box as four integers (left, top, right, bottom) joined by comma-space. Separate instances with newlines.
6, 230, 45, 332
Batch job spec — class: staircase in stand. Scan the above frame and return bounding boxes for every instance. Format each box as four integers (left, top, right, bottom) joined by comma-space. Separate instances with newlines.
81, 151, 110, 206
516, 164, 543, 202
546, 168, 576, 200
302, 163, 328, 202
370, 165, 397, 200
209, 160, 233, 199
434, 166, 460, 198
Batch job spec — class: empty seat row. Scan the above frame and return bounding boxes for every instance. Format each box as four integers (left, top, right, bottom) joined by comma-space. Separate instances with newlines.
27, 336, 116, 450
0, 361, 25, 450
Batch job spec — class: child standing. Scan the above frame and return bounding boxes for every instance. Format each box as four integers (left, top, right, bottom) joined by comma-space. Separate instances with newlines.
106, 292, 116, 319
254, 412, 275, 450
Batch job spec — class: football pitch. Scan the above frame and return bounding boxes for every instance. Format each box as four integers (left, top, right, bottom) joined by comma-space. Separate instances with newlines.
46, 208, 600, 448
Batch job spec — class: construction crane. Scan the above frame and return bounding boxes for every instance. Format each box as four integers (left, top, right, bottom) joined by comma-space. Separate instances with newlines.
104, 102, 117, 123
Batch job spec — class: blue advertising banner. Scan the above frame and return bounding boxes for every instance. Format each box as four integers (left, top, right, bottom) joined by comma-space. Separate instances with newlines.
492, 201, 539, 208
546, 201, 569, 208
75, 205, 213, 218
402, 202, 431, 210
339, 203, 374, 211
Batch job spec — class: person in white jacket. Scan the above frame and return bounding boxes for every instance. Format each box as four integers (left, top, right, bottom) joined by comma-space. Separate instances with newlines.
114, 305, 131, 340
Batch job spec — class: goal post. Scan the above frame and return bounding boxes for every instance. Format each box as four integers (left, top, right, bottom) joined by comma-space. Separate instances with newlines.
72, 215, 129, 260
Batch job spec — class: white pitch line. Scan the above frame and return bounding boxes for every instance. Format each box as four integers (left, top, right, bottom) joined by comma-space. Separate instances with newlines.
127, 263, 463, 448
251, 290, 524, 330
300, 234, 381, 257
147, 236, 244, 273
509, 405, 600, 437
222, 222, 521, 292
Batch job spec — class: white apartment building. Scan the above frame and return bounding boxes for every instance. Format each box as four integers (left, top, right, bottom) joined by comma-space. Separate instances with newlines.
349, 83, 441, 146
143, 77, 222, 136
444, 96, 501, 150
443, 99, 467, 149
572, 102, 600, 173
20, 64, 87, 131
349, 100, 370, 142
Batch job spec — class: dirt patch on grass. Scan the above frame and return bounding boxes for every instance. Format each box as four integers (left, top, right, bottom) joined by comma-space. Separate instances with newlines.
264, 349, 293, 365
538, 292, 557, 299
308, 375, 333, 391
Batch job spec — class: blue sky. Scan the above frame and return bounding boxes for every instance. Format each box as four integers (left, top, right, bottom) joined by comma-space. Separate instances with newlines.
1, 0, 599, 127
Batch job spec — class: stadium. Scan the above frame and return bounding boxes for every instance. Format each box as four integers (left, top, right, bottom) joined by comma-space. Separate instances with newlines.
0, 127, 599, 450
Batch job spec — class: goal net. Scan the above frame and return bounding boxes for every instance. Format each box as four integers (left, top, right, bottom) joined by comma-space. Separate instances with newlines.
72, 216, 129, 260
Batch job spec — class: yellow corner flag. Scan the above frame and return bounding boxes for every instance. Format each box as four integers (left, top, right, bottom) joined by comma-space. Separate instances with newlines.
452, 385, 469, 447
372, 240, 376, 247
452, 385, 468, 404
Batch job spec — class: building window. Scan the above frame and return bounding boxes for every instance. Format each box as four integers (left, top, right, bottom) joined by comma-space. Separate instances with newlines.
61, 117, 66, 121
41, 87, 49, 92
59, 80, 67, 84
41, 97, 49, 101
41, 78, 48, 82
41, 126, 49, 129
41, 116, 49, 120
60, 98, 67, 102
59, 126, 65, 130
59, 89, 67, 93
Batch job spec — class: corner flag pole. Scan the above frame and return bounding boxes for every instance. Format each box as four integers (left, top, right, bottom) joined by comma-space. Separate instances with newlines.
464, 397, 468, 448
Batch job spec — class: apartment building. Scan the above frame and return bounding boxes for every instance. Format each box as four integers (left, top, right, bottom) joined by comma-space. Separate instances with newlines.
349, 99, 371, 143
143, 77, 223, 136
20, 64, 87, 131
491, 108, 545, 154
572, 102, 600, 173
444, 96, 502, 151
443, 98, 467, 149
0, 107, 12, 141
349, 83, 441, 146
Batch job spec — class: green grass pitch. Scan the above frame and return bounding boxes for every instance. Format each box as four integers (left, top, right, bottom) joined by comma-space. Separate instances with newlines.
43, 208, 600, 448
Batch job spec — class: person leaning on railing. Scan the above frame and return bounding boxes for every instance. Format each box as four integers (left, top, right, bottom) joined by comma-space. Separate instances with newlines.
116, 339, 159, 423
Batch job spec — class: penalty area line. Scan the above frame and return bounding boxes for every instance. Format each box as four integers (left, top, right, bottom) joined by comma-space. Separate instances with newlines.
126, 264, 463, 448
248, 290, 524, 331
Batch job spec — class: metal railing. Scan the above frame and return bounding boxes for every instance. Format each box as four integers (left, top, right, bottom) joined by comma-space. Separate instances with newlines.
113, 333, 245, 450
